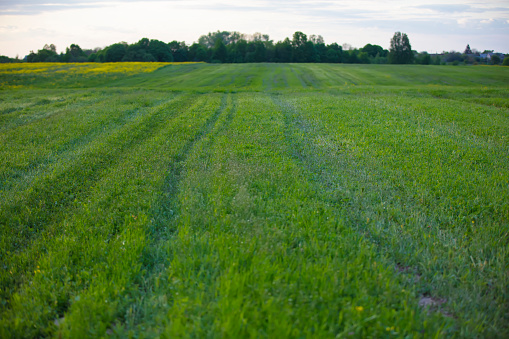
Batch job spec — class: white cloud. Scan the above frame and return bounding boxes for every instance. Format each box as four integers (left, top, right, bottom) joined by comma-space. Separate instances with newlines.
457, 18, 469, 26
0, 0, 508, 57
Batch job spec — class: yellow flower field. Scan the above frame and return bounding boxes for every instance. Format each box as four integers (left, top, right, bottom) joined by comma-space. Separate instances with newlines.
0, 62, 202, 89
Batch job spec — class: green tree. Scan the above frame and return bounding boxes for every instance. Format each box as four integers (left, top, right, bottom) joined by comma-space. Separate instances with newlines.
416, 52, 431, 65
122, 38, 155, 62
26, 44, 60, 62
63, 44, 87, 62
199, 31, 239, 48
212, 38, 227, 63
358, 51, 370, 64
388, 32, 413, 64
148, 39, 173, 62
0, 55, 21, 63
491, 55, 501, 65
104, 43, 127, 62
167, 41, 186, 62
361, 44, 385, 58
228, 40, 248, 63
325, 48, 340, 63
314, 42, 327, 63
249, 40, 267, 62
326, 43, 342, 63
189, 43, 208, 62
344, 50, 360, 63
304, 41, 319, 62
292, 31, 308, 62
274, 38, 292, 62
502, 56, 509, 66
43, 44, 57, 53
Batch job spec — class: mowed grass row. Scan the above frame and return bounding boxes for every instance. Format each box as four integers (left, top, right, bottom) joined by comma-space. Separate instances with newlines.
273, 92, 509, 335
3, 63, 509, 93
1, 90, 186, 291
0, 63, 508, 337
0, 89, 227, 337
112, 63, 509, 91
108, 93, 448, 337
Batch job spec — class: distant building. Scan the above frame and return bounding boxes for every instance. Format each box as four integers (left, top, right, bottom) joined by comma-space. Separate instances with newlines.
480, 52, 505, 61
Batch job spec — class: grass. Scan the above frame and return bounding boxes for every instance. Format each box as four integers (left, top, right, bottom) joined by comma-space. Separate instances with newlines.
0, 62, 508, 338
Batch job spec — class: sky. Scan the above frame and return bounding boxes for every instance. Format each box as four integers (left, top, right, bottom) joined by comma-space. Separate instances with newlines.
0, 0, 508, 58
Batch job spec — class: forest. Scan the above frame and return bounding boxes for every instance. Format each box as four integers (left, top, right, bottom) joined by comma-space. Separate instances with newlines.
1, 30, 507, 66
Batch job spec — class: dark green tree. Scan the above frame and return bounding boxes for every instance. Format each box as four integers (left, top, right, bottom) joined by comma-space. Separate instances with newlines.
199, 31, 240, 48
388, 32, 413, 64
274, 38, 292, 62
27, 44, 60, 62
415, 52, 431, 65
43, 44, 57, 53
314, 43, 327, 63
491, 54, 501, 65
104, 43, 127, 62
358, 51, 370, 64
325, 43, 342, 63
26, 51, 38, 62
344, 49, 360, 63
189, 43, 208, 62
304, 41, 319, 62
325, 48, 340, 63
212, 38, 227, 63
122, 38, 155, 61
167, 41, 186, 62
227, 40, 248, 63
292, 31, 308, 62
149, 39, 173, 62
361, 44, 385, 58
416, 52, 431, 65
246, 40, 267, 62
63, 44, 87, 62
0, 55, 21, 63
503, 56, 509, 66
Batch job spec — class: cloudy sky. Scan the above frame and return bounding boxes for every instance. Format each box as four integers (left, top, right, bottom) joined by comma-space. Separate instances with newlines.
0, 0, 508, 58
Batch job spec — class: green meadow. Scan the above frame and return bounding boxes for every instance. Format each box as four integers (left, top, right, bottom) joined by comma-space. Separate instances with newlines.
0, 63, 508, 338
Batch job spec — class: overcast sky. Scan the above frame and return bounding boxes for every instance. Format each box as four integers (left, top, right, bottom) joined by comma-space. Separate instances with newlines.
0, 0, 508, 58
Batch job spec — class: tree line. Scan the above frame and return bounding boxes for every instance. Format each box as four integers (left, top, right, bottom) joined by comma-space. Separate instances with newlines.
2, 31, 507, 65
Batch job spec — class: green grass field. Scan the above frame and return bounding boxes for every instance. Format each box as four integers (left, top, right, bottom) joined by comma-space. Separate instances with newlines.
0, 62, 508, 338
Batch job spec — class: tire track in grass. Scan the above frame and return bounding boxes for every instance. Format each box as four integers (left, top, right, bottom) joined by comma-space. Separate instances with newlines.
0, 106, 22, 116
0, 90, 114, 134
0, 93, 226, 337
56, 93, 231, 337
0, 94, 199, 306
127, 93, 440, 337
322, 64, 359, 85
0, 91, 176, 192
289, 65, 308, 88
143, 93, 231, 277
272, 93, 508, 336
298, 64, 321, 88
0, 93, 191, 251
273, 64, 289, 89
102, 93, 236, 336
271, 93, 454, 329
